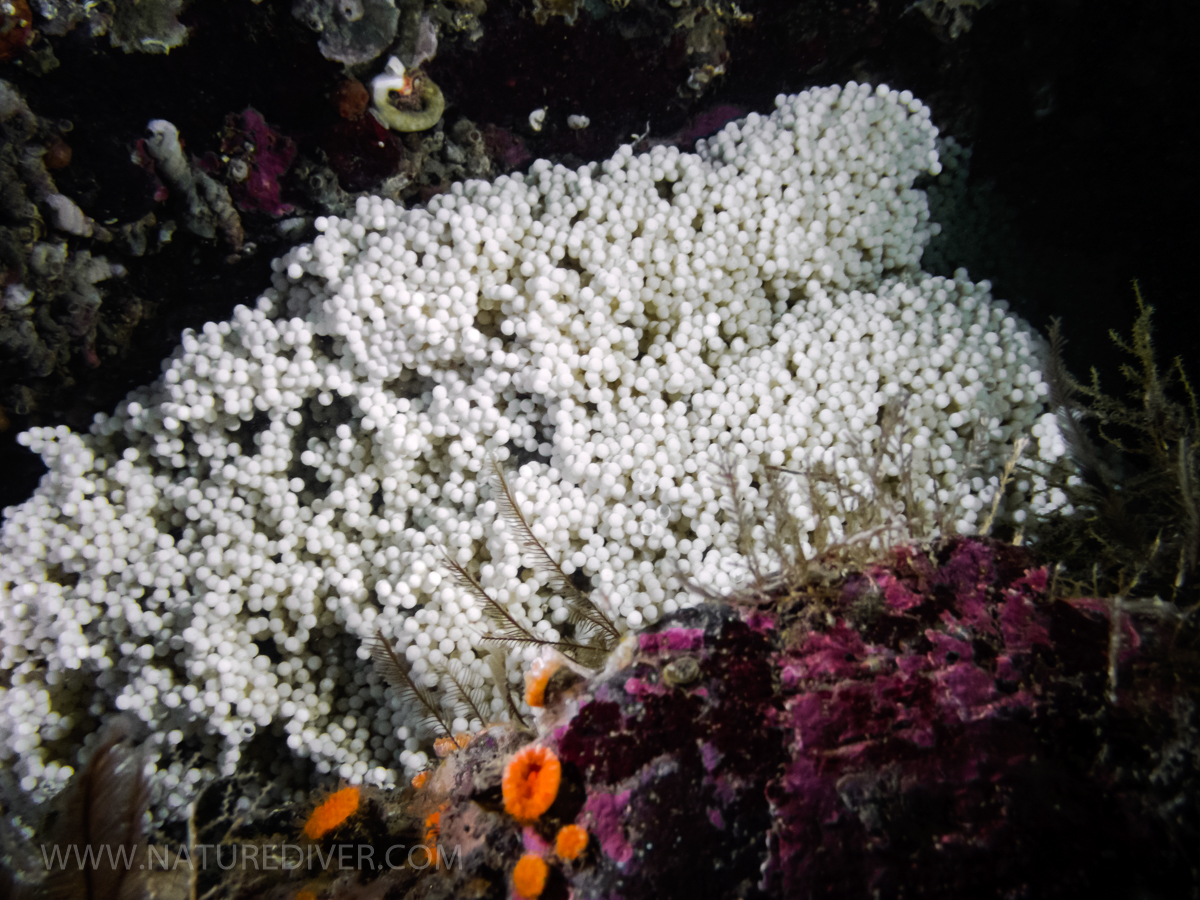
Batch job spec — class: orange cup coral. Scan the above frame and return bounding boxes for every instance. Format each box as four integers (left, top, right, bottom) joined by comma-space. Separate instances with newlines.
512, 854, 549, 898
423, 808, 444, 866
555, 824, 589, 861
302, 786, 361, 840
434, 731, 473, 758
502, 745, 561, 821
524, 659, 562, 708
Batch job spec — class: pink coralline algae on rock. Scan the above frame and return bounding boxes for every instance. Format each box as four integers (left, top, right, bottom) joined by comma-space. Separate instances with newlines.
377, 538, 1197, 900
767, 540, 1076, 897
321, 113, 402, 194
638, 628, 704, 654
220, 108, 297, 216
482, 124, 532, 173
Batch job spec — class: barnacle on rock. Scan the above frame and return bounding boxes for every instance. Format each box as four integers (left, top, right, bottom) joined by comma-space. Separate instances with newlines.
661, 654, 700, 686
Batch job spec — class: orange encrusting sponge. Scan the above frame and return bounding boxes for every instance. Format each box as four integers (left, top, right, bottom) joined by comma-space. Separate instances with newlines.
301, 786, 361, 840
512, 854, 549, 898
555, 824, 589, 861
502, 745, 562, 821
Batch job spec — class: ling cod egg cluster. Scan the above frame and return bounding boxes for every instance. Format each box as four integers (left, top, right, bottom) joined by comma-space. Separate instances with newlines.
0, 82, 1068, 815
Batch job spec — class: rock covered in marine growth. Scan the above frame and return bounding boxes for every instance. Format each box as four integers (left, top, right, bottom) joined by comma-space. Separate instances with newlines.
399, 538, 1194, 899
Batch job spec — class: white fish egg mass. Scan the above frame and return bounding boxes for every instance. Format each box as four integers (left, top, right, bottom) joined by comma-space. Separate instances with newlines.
0, 83, 1069, 811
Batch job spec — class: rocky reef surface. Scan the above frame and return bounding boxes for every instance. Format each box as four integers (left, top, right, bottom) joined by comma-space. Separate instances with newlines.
10, 535, 1191, 899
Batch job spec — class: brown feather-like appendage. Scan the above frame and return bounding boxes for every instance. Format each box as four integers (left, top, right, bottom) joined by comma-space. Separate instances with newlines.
491, 459, 619, 642
370, 630, 453, 738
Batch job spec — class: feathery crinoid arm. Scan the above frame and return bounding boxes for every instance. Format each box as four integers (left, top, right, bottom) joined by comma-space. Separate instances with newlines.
370, 630, 453, 738
490, 458, 620, 644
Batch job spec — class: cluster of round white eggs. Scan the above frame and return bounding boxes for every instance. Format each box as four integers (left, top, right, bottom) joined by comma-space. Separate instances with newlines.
0, 82, 1069, 813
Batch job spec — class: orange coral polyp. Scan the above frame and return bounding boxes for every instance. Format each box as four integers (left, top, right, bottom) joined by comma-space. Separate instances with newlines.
524, 660, 561, 708
302, 786, 361, 839
512, 854, 549, 898
502, 745, 562, 821
434, 731, 473, 758
555, 824, 589, 861
423, 809, 443, 866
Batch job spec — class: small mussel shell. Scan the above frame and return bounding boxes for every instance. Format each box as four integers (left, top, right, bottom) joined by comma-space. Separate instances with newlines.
661, 655, 701, 687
